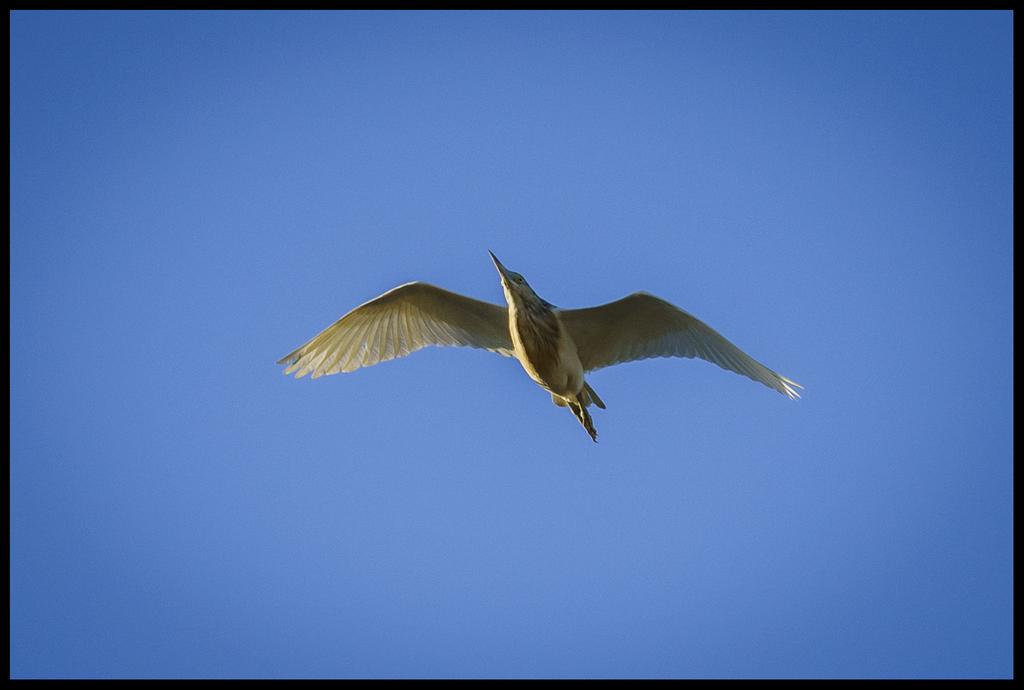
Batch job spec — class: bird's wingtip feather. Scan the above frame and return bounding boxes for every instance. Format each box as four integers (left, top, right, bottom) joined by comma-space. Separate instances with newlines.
780, 377, 803, 399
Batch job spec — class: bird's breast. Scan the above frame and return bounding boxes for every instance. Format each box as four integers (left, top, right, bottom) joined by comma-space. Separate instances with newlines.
508, 303, 583, 397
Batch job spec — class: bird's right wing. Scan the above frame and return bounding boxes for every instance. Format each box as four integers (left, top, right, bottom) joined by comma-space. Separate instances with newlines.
278, 282, 513, 379
559, 292, 802, 399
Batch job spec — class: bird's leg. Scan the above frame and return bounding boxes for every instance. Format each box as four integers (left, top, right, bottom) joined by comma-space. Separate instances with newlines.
568, 397, 598, 443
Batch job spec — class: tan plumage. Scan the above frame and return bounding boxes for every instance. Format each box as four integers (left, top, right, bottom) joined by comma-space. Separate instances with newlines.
277, 282, 513, 379
278, 253, 802, 440
559, 293, 802, 400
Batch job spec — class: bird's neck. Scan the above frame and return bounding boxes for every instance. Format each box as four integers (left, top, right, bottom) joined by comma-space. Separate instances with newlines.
506, 296, 561, 365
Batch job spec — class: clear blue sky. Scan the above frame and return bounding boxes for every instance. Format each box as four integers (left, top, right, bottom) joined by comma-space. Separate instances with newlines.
10, 11, 1012, 679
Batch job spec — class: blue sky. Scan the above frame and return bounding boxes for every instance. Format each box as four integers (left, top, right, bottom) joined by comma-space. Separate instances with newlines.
10, 11, 1012, 678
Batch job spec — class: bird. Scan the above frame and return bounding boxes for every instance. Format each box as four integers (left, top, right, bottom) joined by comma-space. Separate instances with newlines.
277, 251, 802, 442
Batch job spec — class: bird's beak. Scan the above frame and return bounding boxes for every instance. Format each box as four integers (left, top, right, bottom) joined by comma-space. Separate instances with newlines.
488, 250, 511, 284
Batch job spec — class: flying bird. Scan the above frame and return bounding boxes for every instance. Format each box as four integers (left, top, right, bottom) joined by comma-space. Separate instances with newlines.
277, 252, 802, 441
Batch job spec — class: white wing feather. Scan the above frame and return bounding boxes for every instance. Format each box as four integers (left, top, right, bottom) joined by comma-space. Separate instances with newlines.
559, 292, 802, 399
278, 282, 513, 379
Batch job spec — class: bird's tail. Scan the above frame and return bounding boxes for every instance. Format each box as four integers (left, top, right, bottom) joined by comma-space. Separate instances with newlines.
581, 381, 606, 409
550, 382, 605, 409
568, 395, 598, 443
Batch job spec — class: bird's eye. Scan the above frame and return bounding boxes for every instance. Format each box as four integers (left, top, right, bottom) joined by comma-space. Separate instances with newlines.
515, 275, 524, 284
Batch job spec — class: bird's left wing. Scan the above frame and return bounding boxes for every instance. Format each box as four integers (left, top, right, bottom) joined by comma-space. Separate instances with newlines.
559, 292, 802, 399
278, 281, 513, 379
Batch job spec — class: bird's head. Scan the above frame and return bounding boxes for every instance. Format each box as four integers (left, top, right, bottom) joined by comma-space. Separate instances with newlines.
488, 251, 545, 310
